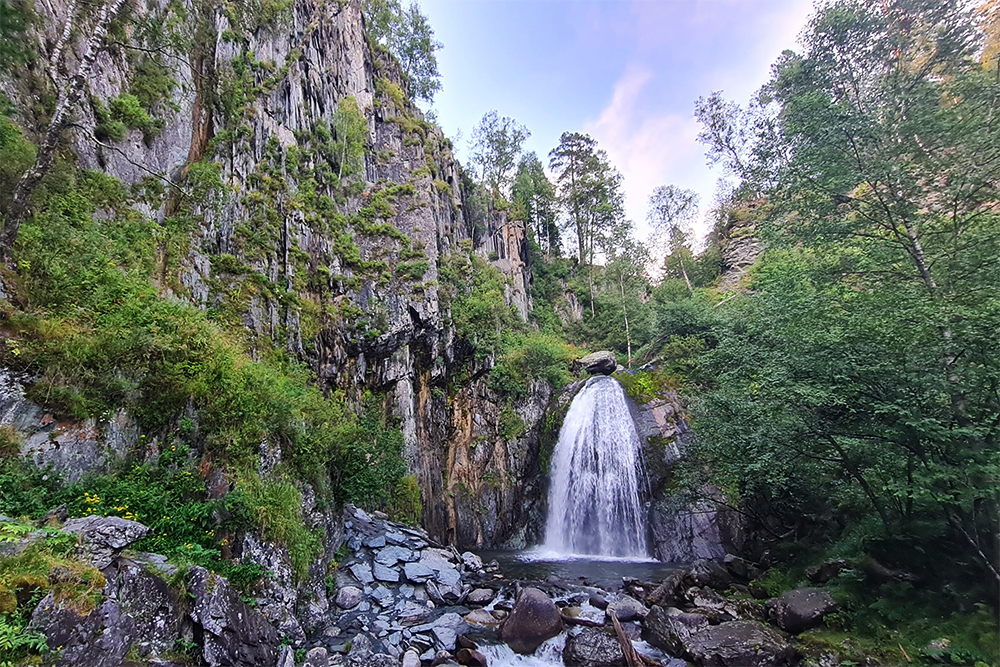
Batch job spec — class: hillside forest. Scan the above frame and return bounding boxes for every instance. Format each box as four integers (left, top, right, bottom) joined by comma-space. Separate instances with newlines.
0, 0, 997, 665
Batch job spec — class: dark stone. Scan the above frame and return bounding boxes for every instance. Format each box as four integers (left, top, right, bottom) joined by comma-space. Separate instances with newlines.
456, 648, 489, 667
688, 559, 734, 591
766, 588, 838, 634
61, 515, 149, 569
574, 351, 618, 376
563, 628, 626, 667
188, 566, 280, 667
499, 587, 563, 654
606, 596, 648, 622
29, 593, 137, 667
589, 594, 609, 610
682, 620, 798, 666
805, 560, 847, 585
649, 572, 686, 608
642, 605, 709, 656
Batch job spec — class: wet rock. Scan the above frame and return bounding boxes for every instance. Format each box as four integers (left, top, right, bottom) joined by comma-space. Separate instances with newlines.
589, 594, 609, 610
337, 586, 364, 610
465, 608, 501, 628
61, 515, 149, 569
575, 351, 618, 375
766, 588, 838, 634
499, 587, 563, 654
564, 628, 626, 667
456, 648, 489, 667
606, 596, 648, 622
561, 606, 605, 627
188, 566, 279, 667
466, 588, 496, 606
683, 620, 798, 667
642, 606, 709, 656
461, 552, 484, 571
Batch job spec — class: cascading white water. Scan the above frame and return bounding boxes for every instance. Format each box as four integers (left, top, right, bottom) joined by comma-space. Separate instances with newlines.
542, 375, 648, 558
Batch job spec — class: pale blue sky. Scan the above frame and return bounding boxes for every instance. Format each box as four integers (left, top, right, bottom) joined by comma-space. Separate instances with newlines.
418, 0, 814, 246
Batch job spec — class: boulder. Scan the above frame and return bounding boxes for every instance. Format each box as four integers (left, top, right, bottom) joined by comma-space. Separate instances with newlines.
304, 646, 330, 667
642, 606, 709, 656
465, 608, 501, 628
456, 648, 489, 667
688, 559, 733, 591
402, 649, 422, 667
29, 593, 137, 667
336, 586, 364, 610
499, 587, 563, 654
766, 588, 838, 634
466, 588, 496, 606
805, 560, 847, 585
188, 566, 280, 667
606, 596, 648, 622
61, 515, 149, 569
461, 552, 484, 571
575, 351, 618, 376
682, 620, 798, 667
563, 628, 627, 667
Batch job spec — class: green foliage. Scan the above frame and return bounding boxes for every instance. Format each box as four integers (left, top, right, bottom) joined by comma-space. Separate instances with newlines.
444, 253, 518, 358
615, 369, 677, 404
226, 473, 321, 581
468, 111, 530, 198
489, 332, 574, 397
0, 118, 35, 208
389, 475, 421, 525
375, 77, 406, 111
94, 94, 165, 144
329, 393, 406, 509
396, 259, 428, 281
499, 404, 525, 441
332, 96, 367, 179
362, 0, 442, 102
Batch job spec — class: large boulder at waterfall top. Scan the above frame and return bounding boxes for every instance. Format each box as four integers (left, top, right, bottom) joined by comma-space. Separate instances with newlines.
564, 628, 627, 667
575, 351, 618, 375
500, 587, 564, 654
766, 588, 838, 633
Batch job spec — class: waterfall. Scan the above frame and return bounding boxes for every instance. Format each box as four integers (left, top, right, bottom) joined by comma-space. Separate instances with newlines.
543, 375, 648, 558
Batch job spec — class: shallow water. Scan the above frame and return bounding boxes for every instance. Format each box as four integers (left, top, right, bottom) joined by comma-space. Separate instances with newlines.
477, 550, 685, 591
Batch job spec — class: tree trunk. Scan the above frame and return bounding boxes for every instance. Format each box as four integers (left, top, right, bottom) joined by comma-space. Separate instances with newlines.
620, 273, 631, 367
1, 0, 130, 265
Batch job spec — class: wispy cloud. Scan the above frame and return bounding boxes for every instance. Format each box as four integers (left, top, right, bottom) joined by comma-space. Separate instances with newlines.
583, 65, 702, 240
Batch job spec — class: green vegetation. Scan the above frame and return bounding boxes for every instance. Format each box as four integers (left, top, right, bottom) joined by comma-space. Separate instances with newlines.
362, 0, 442, 102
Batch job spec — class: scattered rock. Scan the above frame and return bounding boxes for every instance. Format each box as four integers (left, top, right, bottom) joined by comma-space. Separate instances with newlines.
642, 606, 709, 656
466, 588, 496, 606
374, 563, 400, 583
589, 594, 609, 610
564, 628, 627, 667
351, 563, 375, 585
402, 649, 422, 667
560, 606, 604, 627
606, 596, 648, 622
404, 562, 436, 583
766, 588, 838, 634
683, 620, 798, 667
688, 559, 733, 591
575, 351, 618, 375
61, 515, 149, 569
305, 646, 330, 667
499, 587, 563, 654
462, 552, 484, 571
337, 586, 364, 610
465, 609, 501, 628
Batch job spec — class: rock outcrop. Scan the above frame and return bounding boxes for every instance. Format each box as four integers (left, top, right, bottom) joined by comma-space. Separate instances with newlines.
575, 351, 618, 376
766, 588, 838, 634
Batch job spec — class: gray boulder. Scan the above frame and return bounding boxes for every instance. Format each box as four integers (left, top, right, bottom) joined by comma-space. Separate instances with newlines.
336, 586, 364, 610
61, 515, 149, 569
689, 559, 734, 591
499, 587, 563, 654
642, 606, 709, 656
766, 588, 838, 634
563, 628, 626, 667
606, 596, 648, 622
575, 351, 618, 376
683, 620, 798, 666
30, 593, 137, 667
188, 566, 280, 667
462, 551, 484, 571
466, 588, 496, 606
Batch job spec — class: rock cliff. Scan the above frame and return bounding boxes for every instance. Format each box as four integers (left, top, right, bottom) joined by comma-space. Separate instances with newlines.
2, 0, 542, 548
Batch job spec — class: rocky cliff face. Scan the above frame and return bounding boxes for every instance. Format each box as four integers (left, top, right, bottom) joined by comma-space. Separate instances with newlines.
3, 0, 541, 548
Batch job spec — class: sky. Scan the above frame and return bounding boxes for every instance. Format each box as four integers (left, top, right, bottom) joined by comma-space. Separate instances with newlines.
417, 0, 815, 247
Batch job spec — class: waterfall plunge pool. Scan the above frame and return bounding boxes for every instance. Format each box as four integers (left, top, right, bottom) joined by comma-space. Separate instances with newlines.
473, 550, 685, 591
